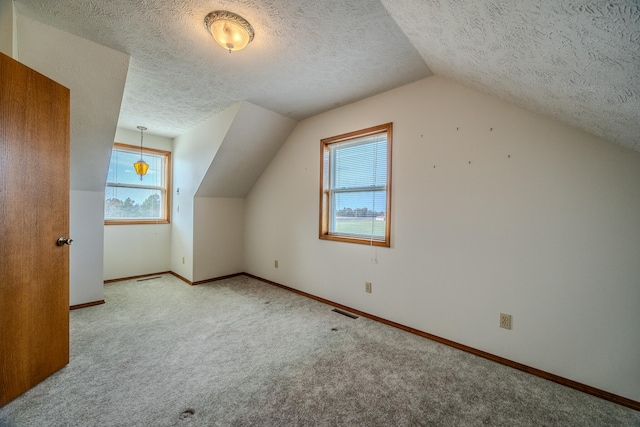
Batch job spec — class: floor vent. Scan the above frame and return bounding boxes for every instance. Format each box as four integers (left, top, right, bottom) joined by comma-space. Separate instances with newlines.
137, 276, 162, 282
332, 308, 358, 319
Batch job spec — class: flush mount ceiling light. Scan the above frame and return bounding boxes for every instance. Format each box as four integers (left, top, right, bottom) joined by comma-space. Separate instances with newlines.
204, 10, 255, 53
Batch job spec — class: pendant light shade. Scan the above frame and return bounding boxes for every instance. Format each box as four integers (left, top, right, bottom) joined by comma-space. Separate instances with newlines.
133, 159, 149, 177
134, 126, 149, 180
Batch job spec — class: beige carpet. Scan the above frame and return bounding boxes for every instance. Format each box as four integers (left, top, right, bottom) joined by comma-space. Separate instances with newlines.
1, 274, 638, 426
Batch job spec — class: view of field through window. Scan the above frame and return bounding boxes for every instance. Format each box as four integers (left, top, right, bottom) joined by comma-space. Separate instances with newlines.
329, 134, 387, 239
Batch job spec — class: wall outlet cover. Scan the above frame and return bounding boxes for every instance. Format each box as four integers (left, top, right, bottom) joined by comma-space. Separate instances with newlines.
500, 313, 512, 330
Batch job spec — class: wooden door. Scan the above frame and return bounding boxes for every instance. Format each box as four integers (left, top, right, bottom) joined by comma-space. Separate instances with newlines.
0, 52, 70, 406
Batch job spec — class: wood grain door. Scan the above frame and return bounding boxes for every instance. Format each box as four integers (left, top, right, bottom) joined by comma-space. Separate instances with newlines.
0, 52, 71, 406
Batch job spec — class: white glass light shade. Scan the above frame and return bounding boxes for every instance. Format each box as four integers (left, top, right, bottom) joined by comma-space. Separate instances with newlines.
204, 11, 255, 52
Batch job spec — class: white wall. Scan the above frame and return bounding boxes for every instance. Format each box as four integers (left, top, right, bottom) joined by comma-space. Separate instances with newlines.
244, 76, 640, 401
15, 14, 129, 192
0, 0, 15, 57
193, 197, 245, 281
70, 191, 104, 305
103, 128, 173, 281
171, 103, 241, 281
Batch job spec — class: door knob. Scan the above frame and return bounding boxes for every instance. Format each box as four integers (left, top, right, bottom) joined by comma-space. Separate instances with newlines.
57, 237, 73, 246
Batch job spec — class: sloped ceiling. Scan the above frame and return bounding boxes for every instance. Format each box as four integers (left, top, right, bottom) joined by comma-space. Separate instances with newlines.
14, 14, 129, 191
195, 102, 297, 197
380, 0, 640, 151
14, 0, 640, 152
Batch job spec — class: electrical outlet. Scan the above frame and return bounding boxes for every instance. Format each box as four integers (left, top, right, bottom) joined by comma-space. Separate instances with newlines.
274, 260, 278, 268
182, 257, 185, 264
365, 282, 372, 293
500, 313, 512, 330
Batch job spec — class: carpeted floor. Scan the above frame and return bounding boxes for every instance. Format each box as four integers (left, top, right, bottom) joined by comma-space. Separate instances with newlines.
1, 274, 638, 426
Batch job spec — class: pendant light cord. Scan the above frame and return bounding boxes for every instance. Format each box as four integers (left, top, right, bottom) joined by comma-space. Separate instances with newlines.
137, 126, 147, 160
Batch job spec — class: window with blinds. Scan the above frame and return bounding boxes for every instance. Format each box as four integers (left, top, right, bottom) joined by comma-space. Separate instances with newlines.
320, 123, 392, 247
105, 143, 171, 224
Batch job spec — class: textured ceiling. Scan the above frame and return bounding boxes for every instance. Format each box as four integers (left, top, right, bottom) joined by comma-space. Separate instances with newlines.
14, 0, 430, 138
380, 0, 640, 151
14, 0, 640, 152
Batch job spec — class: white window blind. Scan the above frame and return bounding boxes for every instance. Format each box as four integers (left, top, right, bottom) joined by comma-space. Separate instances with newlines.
329, 133, 388, 240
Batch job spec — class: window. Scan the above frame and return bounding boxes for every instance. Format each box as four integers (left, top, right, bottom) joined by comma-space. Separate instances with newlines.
105, 143, 171, 224
320, 123, 392, 247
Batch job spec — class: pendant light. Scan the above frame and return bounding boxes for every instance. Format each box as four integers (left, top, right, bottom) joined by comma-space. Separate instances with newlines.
133, 126, 149, 180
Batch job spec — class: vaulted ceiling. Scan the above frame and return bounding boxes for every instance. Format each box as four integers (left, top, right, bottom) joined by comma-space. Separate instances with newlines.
15, 0, 640, 152
381, 0, 640, 152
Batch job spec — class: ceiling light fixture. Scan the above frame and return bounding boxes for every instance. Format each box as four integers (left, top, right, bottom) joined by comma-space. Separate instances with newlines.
133, 126, 149, 180
204, 10, 254, 53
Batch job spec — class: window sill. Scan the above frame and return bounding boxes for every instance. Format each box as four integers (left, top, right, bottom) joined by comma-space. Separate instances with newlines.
105, 219, 170, 226
319, 234, 390, 247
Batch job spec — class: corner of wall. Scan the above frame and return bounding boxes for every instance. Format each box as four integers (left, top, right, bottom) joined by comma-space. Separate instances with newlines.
170, 103, 243, 281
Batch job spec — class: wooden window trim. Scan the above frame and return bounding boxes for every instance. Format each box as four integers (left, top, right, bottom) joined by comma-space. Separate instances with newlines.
104, 142, 172, 225
319, 123, 392, 247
